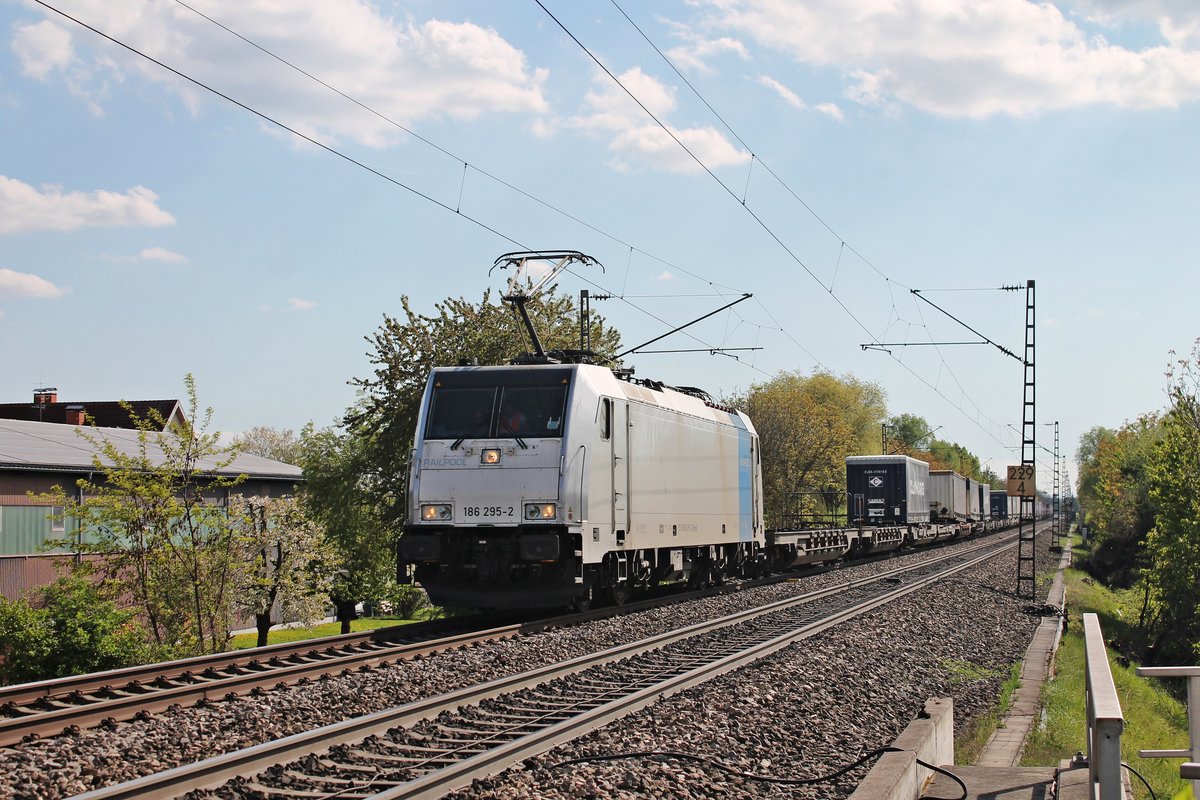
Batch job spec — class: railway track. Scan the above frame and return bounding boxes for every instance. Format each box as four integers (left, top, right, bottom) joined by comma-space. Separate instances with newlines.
69, 531, 1022, 800
0, 523, 1020, 748
0, 576, 774, 747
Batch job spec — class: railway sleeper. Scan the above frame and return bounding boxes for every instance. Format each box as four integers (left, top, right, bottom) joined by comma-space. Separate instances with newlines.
432, 722, 528, 738
244, 780, 380, 798
314, 758, 378, 774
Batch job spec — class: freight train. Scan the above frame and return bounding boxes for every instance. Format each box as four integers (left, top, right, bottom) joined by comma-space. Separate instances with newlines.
396, 250, 1046, 610
397, 360, 1044, 610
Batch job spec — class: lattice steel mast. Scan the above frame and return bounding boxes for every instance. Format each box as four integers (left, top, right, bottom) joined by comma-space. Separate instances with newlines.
1017, 280, 1037, 600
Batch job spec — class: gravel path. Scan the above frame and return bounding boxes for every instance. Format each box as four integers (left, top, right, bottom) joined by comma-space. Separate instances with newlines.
0, 532, 1042, 799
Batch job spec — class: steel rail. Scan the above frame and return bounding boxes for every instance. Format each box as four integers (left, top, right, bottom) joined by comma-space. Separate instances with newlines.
1, 522, 1021, 746
0, 615, 491, 708
68, 531, 1026, 800
0, 573, 784, 746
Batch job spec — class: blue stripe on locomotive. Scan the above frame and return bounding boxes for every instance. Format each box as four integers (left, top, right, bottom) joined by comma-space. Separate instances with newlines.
732, 414, 753, 542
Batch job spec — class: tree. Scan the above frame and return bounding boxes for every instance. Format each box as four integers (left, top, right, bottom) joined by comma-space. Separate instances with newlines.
884, 413, 936, 453
43, 375, 247, 656
1075, 425, 1116, 528
298, 423, 394, 631
1140, 339, 1200, 662
231, 426, 301, 464
926, 439, 983, 478
1084, 415, 1163, 586
232, 495, 336, 647
0, 576, 150, 684
347, 288, 621, 530
733, 370, 887, 528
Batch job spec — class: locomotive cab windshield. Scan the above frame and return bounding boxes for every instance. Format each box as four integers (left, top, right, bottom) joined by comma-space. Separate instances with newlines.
426, 368, 571, 442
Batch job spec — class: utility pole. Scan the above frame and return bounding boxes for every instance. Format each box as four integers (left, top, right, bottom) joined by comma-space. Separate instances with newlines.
861, 281, 1039, 599
1016, 280, 1037, 600
1051, 420, 1061, 550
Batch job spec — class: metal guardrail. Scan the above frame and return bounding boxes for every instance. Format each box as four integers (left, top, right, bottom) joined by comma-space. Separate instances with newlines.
1083, 613, 1126, 800
1136, 664, 1200, 795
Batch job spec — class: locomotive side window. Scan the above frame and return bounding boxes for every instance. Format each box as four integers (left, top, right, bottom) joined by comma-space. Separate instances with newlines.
426, 387, 496, 439
600, 398, 611, 440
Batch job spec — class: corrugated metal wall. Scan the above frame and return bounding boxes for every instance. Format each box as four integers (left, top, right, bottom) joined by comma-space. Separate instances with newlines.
0, 554, 102, 601
0, 505, 78, 555
0, 471, 73, 505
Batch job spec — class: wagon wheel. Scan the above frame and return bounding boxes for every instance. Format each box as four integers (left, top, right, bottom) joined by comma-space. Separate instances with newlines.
609, 580, 632, 606
571, 584, 594, 612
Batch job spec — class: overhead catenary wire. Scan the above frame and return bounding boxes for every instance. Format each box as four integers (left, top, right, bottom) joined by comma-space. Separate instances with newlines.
31, 0, 524, 249
170, 0, 798, 374
47, 0, 1027, 457
36, 0, 758, 372
549, 0, 1025, 451
170, 0, 747, 300
531, 0, 884, 349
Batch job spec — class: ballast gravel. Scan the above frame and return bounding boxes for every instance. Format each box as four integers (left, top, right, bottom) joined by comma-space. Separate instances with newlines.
0, 532, 1056, 799
449, 537, 1058, 800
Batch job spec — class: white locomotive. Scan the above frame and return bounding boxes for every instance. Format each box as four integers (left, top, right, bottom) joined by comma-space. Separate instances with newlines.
399, 362, 765, 609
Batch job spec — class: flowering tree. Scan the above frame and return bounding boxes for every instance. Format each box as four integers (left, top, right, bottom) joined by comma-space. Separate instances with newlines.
232, 495, 336, 647
44, 375, 245, 656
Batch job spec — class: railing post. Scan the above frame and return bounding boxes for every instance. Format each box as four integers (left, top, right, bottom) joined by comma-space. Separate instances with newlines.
1136, 665, 1200, 796
1084, 613, 1125, 799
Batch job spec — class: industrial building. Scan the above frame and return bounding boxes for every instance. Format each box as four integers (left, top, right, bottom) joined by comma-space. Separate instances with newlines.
0, 416, 302, 600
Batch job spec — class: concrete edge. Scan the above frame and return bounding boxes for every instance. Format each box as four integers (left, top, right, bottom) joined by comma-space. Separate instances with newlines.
847, 697, 955, 800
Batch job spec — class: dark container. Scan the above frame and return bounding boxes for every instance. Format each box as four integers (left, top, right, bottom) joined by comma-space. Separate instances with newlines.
990, 489, 1009, 519
846, 455, 931, 526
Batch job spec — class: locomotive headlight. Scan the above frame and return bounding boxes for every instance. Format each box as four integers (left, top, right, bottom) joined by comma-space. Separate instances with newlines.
481, 448, 501, 465
421, 504, 452, 521
525, 503, 556, 520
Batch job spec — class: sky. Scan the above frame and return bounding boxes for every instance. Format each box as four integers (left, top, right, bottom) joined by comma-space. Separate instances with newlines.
2, 0, 1198, 489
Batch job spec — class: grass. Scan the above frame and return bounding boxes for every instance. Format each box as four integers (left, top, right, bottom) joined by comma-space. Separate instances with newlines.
955, 660, 1023, 765
226, 612, 436, 650
1022, 544, 1193, 800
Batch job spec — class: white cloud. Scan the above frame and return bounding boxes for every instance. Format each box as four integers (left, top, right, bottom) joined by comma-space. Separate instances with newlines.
0, 268, 68, 298
757, 74, 804, 109
288, 297, 316, 311
138, 246, 187, 263
665, 34, 750, 75
657, 270, 674, 281
12, 20, 74, 80
757, 74, 845, 120
567, 68, 749, 174
13, 1, 548, 146
1072, 1, 1200, 49
698, 0, 1200, 117
814, 102, 845, 121
0, 176, 175, 234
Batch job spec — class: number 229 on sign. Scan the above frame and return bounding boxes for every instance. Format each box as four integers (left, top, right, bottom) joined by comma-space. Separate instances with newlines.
1006, 465, 1035, 497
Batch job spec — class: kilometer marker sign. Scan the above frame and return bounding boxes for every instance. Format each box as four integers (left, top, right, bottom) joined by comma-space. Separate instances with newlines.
1007, 465, 1035, 497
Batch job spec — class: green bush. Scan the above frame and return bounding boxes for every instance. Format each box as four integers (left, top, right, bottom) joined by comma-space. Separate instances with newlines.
0, 576, 151, 684
386, 583, 430, 620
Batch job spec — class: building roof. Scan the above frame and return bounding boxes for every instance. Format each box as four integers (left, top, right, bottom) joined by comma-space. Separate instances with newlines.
0, 419, 302, 481
0, 400, 185, 430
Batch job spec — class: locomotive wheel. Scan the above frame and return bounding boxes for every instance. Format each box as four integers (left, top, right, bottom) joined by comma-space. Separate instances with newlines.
609, 580, 632, 606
